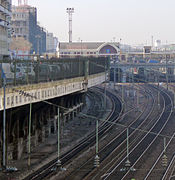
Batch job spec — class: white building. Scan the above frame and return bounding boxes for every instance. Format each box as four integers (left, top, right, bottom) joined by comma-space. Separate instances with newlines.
59, 42, 120, 58
0, 0, 12, 59
155, 40, 161, 47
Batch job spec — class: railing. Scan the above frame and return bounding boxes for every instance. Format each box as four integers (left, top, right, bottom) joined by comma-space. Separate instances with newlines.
0, 57, 108, 88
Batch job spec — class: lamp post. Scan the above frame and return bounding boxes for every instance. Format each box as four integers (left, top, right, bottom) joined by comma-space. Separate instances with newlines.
66, 8, 74, 43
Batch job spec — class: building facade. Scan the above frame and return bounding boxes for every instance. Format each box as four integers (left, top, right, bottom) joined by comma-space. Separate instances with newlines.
59, 42, 120, 58
46, 32, 58, 53
11, 4, 46, 57
0, 0, 12, 59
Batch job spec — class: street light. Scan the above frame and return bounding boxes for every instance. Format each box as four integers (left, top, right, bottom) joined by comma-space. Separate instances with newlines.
66, 8, 74, 43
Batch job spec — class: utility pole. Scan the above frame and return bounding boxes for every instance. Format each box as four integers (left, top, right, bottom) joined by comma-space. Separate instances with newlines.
28, 103, 32, 167
94, 118, 100, 167
114, 61, 116, 89
165, 53, 169, 90
125, 128, 131, 168
2, 72, 6, 168
57, 107, 61, 166
66, 8, 74, 43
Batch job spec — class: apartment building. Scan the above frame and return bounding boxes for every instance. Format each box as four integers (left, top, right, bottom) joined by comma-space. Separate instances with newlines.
0, 0, 11, 59
46, 32, 58, 53
11, 4, 46, 56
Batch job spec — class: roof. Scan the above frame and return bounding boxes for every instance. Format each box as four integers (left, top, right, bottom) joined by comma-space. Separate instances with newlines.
59, 42, 120, 50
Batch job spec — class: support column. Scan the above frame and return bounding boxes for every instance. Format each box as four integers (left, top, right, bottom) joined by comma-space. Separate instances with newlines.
13, 118, 22, 160
0, 127, 2, 168
34, 114, 39, 147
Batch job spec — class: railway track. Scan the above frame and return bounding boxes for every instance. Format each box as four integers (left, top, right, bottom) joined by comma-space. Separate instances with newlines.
22, 87, 122, 180
99, 84, 173, 180
141, 84, 175, 180
53, 84, 155, 180
79, 84, 157, 180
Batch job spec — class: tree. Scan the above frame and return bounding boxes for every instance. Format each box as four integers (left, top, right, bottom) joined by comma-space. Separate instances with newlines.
10, 37, 32, 52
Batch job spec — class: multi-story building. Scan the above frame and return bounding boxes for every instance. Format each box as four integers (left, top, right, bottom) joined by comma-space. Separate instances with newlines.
11, 3, 46, 57
0, 0, 12, 59
46, 32, 58, 53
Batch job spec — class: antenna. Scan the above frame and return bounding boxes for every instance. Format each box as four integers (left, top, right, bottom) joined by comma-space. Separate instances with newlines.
66, 8, 74, 43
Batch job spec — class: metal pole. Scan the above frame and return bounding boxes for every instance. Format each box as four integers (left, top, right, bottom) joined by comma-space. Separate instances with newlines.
166, 54, 168, 90
125, 127, 131, 168
28, 103, 32, 167
104, 63, 107, 109
118, 63, 120, 83
122, 85, 124, 102
114, 62, 116, 89
164, 137, 166, 153
3, 77, 6, 168
57, 107, 61, 166
174, 91, 175, 108
158, 76, 160, 106
127, 128, 129, 159
94, 118, 100, 167
96, 119, 99, 155
137, 88, 139, 108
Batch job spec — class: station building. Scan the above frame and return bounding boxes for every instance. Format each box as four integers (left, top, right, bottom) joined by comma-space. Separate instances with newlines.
59, 42, 120, 58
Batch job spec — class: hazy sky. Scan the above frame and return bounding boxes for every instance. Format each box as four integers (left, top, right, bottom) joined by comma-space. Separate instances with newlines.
12, 0, 175, 45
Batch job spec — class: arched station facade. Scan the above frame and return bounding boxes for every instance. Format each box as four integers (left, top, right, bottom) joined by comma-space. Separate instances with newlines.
59, 42, 120, 58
